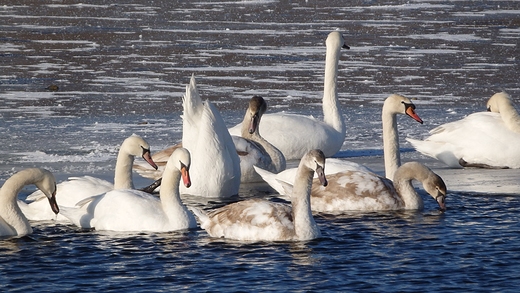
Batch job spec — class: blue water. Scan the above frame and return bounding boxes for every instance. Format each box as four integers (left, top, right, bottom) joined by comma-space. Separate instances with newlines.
1, 0, 520, 291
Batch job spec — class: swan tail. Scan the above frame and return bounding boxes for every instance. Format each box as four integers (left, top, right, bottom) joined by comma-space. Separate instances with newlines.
406, 138, 463, 168
59, 206, 94, 229
189, 207, 209, 224
253, 166, 287, 195
183, 74, 204, 126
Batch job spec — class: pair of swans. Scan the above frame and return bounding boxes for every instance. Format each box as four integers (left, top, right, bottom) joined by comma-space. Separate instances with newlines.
255, 94, 447, 212
1, 168, 59, 237
134, 75, 241, 197
228, 31, 349, 160
407, 92, 520, 169
19, 135, 158, 222
191, 149, 327, 242
60, 148, 196, 232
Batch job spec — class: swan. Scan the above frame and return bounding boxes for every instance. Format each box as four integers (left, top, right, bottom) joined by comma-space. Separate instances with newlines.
255, 94, 423, 194
191, 149, 327, 242
228, 31, 350, 160
279, 161, 446, 213
60, 148, 197, 232
18, 135, 158, 221
407, 92, 520, 168
135, 75, 241, 198
232, 95, 286, 182
1, 168, 59, 237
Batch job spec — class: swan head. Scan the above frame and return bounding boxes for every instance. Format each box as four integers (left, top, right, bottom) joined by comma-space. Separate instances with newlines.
423, 173, 447, 211
32, 168, 59, 215
122, 135, 158, 170
247, 95, 267, 134
327, 31, 350, 50
168, 148, 192, 188
486, 92, 512, 113
384, 94, 423, 124
304, 149, 328, 187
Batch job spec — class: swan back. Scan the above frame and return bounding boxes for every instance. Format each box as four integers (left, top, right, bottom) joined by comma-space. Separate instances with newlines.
393, 162, 447, 210
486, 92, 520, 133
181, 75, 241, 197
0, 168, 58, 237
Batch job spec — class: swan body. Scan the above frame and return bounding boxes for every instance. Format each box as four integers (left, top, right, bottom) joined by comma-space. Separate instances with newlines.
407, 92, 520, 168
18, 135, 157, 221
255, 94, 423, 194
228, 31, 349, 160
135, 76, 241, 198
233, 95, 286, 182
1, 168, 59, 237
60, 148, 197, 232
280, 162, 446, 213
191, 149, 327, 242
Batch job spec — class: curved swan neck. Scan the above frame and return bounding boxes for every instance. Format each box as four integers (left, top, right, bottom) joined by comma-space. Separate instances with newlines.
382, 108, 400, 180
290, 159, 319, 240
114, 151, 135, 190
159, 165, 186, 218
322, 36, 345, 135
0, 169, 40, 235
393, 163, 432, 210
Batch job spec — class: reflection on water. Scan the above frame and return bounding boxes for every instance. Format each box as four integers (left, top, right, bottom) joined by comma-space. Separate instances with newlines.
1, 0, 520, 291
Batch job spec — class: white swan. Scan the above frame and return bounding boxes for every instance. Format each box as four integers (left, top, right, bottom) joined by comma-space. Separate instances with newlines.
255, 94, 423, 194
233, 95, 286, 182
280, 162, 446, 213
135, 75, 241, 198
228, 31, 349, 160
407, 92, 520, 168
191, 149, 327, 242
1, 168, 59, 237
18, 135, 157, 221
60, 148, 197, 232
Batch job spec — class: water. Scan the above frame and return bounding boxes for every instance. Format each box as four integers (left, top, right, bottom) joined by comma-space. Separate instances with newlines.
1, 0, 519, 291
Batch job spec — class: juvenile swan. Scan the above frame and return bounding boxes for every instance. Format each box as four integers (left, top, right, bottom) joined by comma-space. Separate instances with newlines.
191, 149, 327, 242
18, 135, 157, 222
232, 95, 286, 182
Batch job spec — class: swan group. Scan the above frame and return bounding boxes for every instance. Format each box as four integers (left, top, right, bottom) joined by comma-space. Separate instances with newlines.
18, 135, 158, 222
407, 92, 520, 169
228, 31, 350, 160
255, 94, 423, 197
60, 148, 196, 232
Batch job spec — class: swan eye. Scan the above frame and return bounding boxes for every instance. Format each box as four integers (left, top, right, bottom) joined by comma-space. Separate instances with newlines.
180, 161, 189, 171
403, 102, 416, 110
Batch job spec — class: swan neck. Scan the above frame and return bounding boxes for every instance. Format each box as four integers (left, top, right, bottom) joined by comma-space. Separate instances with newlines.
159, 165, 186, 218
114, 151, 134, 190
500, 105, 520, 133
382, 110, 400, 179
0, 171, 34, 235
322, 40, 345, 134
290, 161, 319, 240
393, 167, 427, 210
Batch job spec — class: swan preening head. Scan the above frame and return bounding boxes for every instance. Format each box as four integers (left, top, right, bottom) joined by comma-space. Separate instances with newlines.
32, 168, 60, 214
246, 95, 267, 135
166, 148, 192, 188
123, 135, 158, 170
486, 92, 513, 113
306, 149, 328, 187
